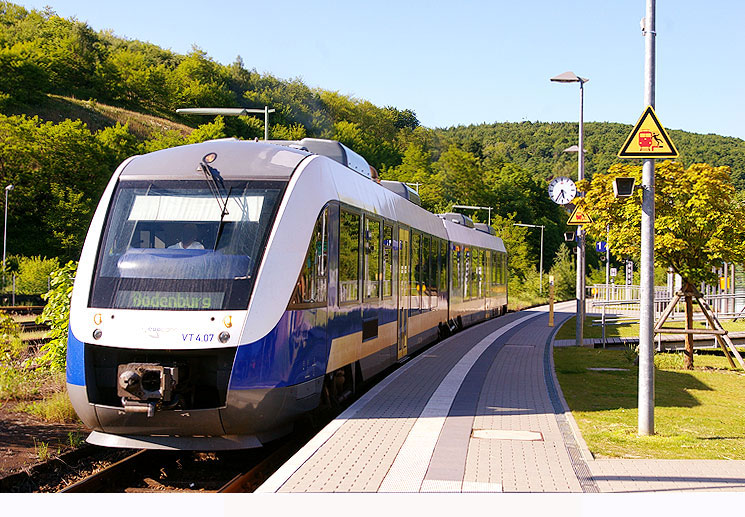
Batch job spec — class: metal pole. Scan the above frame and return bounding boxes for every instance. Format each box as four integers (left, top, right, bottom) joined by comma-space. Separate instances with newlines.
264, 106, 269, 140
576, 79, 586, 347
638, 0, 656, 436
539, 225, 544, 295
2, 187, 8, 288
604, 225, 610, 347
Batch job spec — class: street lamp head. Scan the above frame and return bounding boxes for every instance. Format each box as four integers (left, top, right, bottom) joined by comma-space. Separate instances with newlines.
5, 185, 13, 191
550, 71, 589, 84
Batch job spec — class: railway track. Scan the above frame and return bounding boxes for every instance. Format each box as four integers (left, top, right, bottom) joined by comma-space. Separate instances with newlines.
58, 435, 308, 493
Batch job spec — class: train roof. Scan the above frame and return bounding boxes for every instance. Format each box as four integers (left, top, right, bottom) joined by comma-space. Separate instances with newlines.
119, 140, 311, 181
441, 217, 506, 252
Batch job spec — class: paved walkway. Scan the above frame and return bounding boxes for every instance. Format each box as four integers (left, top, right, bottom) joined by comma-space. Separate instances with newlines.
257, 302, 745, 493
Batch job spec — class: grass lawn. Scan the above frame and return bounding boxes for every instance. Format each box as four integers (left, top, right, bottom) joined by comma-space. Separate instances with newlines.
555, 315, 745, 341
554, 346, 745, 459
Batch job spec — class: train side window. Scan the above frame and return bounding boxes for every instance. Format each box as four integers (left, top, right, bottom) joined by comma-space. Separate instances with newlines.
491, 251, 497, 288
439, 240, 448, 297
289, 207, 328, 307
422, 235, 431, 310
364, 216, 381, 299
472, 248, 479, 299
382, 224, 393, 298
431, 238, 438, 308
464, 247, 471, 299
411, 232, 421, 311
452, 244, 460, 294
486, 249, 491, 294
479, 248, 486, 297
339, 209, 361, 303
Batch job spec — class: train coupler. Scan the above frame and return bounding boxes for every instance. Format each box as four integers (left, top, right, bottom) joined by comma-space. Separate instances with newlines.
117, 363, 180, 416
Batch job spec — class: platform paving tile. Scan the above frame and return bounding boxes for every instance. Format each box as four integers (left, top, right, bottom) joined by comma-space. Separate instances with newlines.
589, 459, 745, 492
464, 319, 583, 493
275, 312, 531, 493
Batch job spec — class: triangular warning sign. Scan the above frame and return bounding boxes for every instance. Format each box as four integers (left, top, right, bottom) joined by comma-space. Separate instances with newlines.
618, 106, 678, 158
567, 204, 593, 225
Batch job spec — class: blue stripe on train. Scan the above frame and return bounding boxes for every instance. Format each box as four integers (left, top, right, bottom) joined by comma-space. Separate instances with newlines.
66, 326, 86, 386
229, 306, 398, 390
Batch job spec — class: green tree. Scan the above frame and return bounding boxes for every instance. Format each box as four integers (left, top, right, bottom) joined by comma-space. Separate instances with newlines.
580, 161, 745, 368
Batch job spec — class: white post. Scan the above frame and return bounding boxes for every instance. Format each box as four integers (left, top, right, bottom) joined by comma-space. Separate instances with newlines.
638, 0, 656, 436
539, 225, 544, 295
576, 79, 586, 347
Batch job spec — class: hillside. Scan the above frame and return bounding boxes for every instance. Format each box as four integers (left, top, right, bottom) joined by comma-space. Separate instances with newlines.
6, 94, 193, 139
2, 1, 745, 282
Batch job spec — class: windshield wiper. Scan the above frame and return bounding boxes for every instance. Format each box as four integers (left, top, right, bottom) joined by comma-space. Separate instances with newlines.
213, 186, 233, 250
198, 156, 233, 250
199, 158, 228, 214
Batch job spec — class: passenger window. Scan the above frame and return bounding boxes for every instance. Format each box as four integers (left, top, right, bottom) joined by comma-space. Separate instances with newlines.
422, 235, 431, 310
452, 244, 460, 293
289, 208, 328, 307
439, 240, 448, 296
411, 232, 421, 310
364, 217, 381, 299
382, 224, 393, 298
339, 209, 361, 303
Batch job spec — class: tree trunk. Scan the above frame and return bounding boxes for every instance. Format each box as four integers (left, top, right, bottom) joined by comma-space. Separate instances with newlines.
684, 283, 695, 369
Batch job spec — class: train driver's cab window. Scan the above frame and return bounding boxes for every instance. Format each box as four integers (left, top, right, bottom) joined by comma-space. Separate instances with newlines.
90, 179, 284, 311
339, 209, 361, 303
289, 208, 328, 307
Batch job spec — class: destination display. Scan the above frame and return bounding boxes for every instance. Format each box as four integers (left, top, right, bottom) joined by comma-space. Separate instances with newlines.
114, 290, 225, 310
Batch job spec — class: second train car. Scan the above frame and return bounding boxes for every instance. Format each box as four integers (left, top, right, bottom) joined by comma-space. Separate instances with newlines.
66, 137, 508, 450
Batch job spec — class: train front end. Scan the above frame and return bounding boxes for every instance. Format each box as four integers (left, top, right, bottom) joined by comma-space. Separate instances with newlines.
67, 140, 315, 449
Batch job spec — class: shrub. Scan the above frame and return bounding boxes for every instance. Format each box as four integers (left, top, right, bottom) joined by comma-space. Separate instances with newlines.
0, 366, 39, 400
21, 390, 78, 423
37, 261, 77, 371
0, 312, 24, 361
654, 351, 688, 370
14, 256, 60, 295
549, 243, 576, 301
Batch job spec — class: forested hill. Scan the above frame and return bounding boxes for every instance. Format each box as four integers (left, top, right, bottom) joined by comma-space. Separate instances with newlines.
434, 122, 745, 189
1, 2, 744, 275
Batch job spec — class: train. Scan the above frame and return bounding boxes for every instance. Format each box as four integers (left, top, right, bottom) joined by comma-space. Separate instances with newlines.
66, 137, 508, 450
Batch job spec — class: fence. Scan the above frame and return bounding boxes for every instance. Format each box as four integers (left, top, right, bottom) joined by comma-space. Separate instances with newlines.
590, 283, 745, 322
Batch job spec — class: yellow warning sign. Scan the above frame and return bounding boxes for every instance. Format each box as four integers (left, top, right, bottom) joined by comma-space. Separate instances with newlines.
567, 204, 593, 225
618, 106, 678, 158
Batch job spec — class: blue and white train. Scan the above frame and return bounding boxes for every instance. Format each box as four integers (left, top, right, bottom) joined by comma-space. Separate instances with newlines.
66, 138, 508, 450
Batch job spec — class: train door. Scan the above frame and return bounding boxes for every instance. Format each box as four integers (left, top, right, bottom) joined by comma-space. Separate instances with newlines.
397, 226, 410, 359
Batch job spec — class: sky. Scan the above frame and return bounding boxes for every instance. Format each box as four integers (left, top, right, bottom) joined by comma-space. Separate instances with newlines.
15, 0, 745, 139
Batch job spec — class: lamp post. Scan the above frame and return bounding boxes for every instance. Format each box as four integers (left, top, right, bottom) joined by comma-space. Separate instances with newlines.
551, 71, 588, 348
451, 204, 492, 226
514, 223, 545, 294
176, 106, 276, 140
3, 184, 13, 287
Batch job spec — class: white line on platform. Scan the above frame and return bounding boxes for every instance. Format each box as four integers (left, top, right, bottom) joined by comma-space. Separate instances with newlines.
256, 309, 544, 493
378, 310, 544, 493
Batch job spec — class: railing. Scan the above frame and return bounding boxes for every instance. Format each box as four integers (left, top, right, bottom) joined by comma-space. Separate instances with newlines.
590, 284, 745, 322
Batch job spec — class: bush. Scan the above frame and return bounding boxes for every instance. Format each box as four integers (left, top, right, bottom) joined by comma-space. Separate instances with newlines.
37, 261, 77, 371
14, 256, 60, 295
0, 312, 24, 360
20, 390, 78, 423
654, 351, 688, 370
549, 244, 576, 301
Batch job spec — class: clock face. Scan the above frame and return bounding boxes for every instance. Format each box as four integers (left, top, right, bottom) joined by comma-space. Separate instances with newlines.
548, 176, 577, 205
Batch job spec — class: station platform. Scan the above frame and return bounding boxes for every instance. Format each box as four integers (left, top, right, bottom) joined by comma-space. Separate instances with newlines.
256, 302, 745, 493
